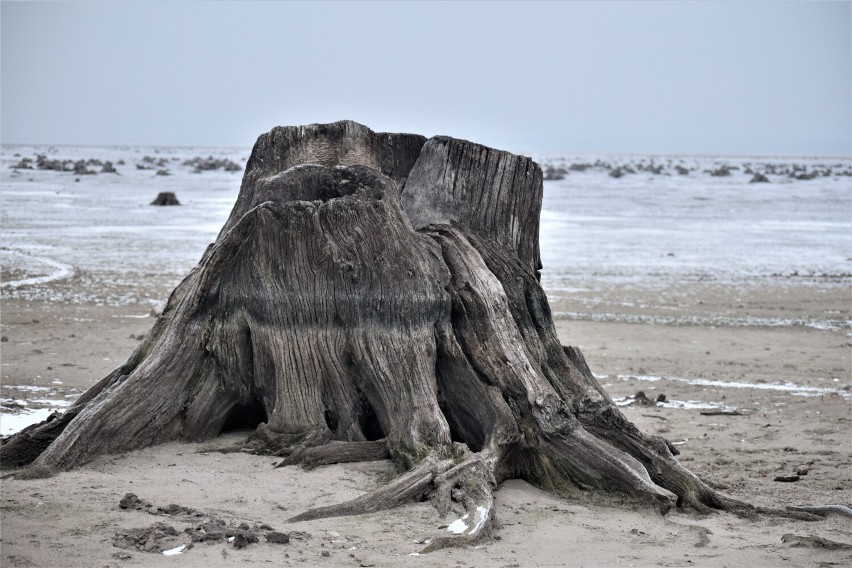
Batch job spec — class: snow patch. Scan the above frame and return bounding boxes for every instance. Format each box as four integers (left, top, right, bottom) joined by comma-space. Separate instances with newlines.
446, 513, 470, 534
32, 398, 71, 407
618, 374, 849, 398
4, 385, 52, 392
162, 544, 187, 556
0, 408, 56, 436
471, 505, 491, 533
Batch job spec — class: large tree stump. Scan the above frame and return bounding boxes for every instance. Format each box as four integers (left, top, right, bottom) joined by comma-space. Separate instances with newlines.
3, 120, 772, 548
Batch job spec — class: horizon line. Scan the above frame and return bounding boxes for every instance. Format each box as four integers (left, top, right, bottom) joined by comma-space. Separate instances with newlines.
1, 141, 849, 162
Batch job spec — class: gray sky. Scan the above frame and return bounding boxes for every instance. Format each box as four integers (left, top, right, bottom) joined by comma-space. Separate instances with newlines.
2, 1, 850, 156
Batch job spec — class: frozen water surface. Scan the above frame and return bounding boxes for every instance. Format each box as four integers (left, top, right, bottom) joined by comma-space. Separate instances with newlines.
0, 408, 58, 436
2, 146, 849, 318
539, 154, 851, 291
1, 145, 244, 306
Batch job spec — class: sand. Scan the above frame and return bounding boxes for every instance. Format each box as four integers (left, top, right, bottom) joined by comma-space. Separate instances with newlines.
1, 276, 850, 567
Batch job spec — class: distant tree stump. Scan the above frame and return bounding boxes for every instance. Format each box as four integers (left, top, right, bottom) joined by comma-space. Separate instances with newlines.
150, 192, 180, 205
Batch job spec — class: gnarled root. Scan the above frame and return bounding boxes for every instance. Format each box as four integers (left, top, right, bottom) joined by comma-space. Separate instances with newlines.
275, 440, 390, 469
288, 453, 456, 522
287, 447, 499, 551
422, 451, 497, 552
786, 505, 852, 519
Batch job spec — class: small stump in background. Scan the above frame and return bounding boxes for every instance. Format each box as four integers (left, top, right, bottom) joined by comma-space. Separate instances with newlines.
150, 192, 180, 206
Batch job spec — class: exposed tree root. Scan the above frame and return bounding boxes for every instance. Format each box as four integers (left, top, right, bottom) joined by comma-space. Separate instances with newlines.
286, 447, 498, 551
786, 505, 852, 519
288, 453, 456, 523
781, 533, 852, 549
274, 440, 390, 469
421, 451, 497, 552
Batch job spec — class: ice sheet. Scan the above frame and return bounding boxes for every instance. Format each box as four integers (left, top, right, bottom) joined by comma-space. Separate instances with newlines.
618, 374, 850, 398
0, 408, 56, 436
538, 154, 851, 292
2, 146, 849, 324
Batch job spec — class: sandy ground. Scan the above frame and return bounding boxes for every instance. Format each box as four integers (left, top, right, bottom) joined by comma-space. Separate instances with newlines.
1, 277, 850, 567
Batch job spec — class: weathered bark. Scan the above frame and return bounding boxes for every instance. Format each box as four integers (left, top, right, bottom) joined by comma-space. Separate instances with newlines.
2, 120, 759, 548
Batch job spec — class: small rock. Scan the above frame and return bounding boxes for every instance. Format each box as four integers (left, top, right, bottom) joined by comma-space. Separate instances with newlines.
633, 391, 656, 407
159, 503, 189, 515
749, 172, 769, 183
655, 394, 667, 403
322, 550, 331, 557
232, 530, 259, 549
267, 532, 290, 544
774, 475, 800, 482
796, 467, 809, 476
119, 493, 140, 509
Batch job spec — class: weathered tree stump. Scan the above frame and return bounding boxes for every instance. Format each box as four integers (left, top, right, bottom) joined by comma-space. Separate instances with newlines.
2, 120, 797, 549
150, 191, 180, 205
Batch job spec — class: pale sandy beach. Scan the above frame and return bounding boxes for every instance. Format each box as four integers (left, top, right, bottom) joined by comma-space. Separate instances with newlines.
1, 275, 850, 567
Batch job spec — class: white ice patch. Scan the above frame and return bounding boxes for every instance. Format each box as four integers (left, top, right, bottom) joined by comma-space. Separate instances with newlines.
4, 385, 52, 392
659, 400, 732, 410
471, 505, 491, 534
446, 513, 470, 534
162, 544, 187, 556
0, 408, 56, 436
0, 250, 74, 288
32, 398, 71, 407
618, 374, 850, 398
613, 395, 734, 411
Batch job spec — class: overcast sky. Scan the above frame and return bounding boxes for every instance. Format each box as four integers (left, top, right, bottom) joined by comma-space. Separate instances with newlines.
2, 1, 849, 156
